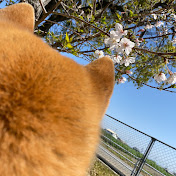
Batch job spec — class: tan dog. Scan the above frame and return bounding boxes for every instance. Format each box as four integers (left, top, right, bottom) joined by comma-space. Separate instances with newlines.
0, 3, 114, 176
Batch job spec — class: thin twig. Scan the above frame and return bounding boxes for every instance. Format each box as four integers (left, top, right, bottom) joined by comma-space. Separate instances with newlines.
78, 47, 107, 53
60, 2, 70, 15
38, 0, 47, 14
163, 84, 176, 90
165, 58, 176, 60
72, 32, 101, 43
92, 0, 96, 16
52, 12, 110, 36
96, 0, 115, 18
143, 32, 174, 39
134, 47, 176, 56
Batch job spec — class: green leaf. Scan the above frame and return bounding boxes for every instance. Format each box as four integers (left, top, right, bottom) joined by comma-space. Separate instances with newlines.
129, 10, 134, 17
59, 35, 62, 41
69, 36, 73, 42
171, 84, 176, 88
71, 49, 78, 56
101, 16, 107, 25
66, 43, 73, 49
79, 16, 84, 20
90, 15, 95, 22
116, 13, 121, 20
65, 32, 70, 43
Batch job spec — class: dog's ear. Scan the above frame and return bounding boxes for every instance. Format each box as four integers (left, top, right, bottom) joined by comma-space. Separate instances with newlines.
0, 3, 35, 32
85, 57, 115, 99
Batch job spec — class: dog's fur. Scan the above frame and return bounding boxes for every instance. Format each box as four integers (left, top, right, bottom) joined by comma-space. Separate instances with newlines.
0, 3, 114, 176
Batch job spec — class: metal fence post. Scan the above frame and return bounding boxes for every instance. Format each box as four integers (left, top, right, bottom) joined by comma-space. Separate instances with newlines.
131, 137, 156, 176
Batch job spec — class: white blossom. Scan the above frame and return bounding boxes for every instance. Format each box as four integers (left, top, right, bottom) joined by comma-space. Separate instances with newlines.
154, 73, 167, 83
155, 21, 164, 27
111, 55, 122, 64
117, 77, 127, 84
172, 38, 176, 45
94, 50, 104, 58
163, 28, 168, 35
109, 30, 120, 39
79, 10, 84, 16
115, 23, 128, 37
115, 23, 123, 31
120, 57, 135, 66
161, 13, 166, 20
104, 30, 120, 50
77, 4, 82, 8
171, 13, 176, 20
151, 13, 157, 20
126, 70, 133, 74
104, 55, 111, 59
117, 38, 135, 55
166, 73, 176, 84
87, 14, 92, 20
145, 24, 154, 29
135, 38, 142, 46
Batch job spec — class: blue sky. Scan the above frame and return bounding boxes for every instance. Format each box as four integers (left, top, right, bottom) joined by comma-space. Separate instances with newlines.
63, 53, 176, 148
108, 82, 176, 147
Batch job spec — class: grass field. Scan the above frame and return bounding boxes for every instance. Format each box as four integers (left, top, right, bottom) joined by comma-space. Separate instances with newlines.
88, 159, 118, 176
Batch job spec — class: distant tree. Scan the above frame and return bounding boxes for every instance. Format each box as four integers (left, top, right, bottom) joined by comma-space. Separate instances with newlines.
133, 147, 140, 153
1, 0, 176, 93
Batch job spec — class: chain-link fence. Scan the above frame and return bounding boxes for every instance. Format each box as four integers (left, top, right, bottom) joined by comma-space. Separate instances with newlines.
96, 114, 176, 176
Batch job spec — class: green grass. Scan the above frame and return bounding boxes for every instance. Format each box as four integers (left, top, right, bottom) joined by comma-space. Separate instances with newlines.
88, 159, 118, 176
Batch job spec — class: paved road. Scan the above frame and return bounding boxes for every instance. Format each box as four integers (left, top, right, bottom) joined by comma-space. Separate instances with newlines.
96, 145, 144, 176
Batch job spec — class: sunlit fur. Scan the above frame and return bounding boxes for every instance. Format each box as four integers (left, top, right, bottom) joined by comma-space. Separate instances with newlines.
0, 3, 114, 176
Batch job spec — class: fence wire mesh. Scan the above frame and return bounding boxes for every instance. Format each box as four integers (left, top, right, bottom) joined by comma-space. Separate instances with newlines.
97, 114, 176, 176
145, 140, 176, 176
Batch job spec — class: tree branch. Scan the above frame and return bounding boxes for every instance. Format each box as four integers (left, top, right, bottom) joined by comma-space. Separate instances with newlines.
37, 0, 124, 36
38, 0, 47, 14
52, 12, 110, 36
134, 47, 176, 56
35, 0, 62, 28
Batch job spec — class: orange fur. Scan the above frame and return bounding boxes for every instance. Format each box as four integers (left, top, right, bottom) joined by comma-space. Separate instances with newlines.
0, 3, 114, 176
